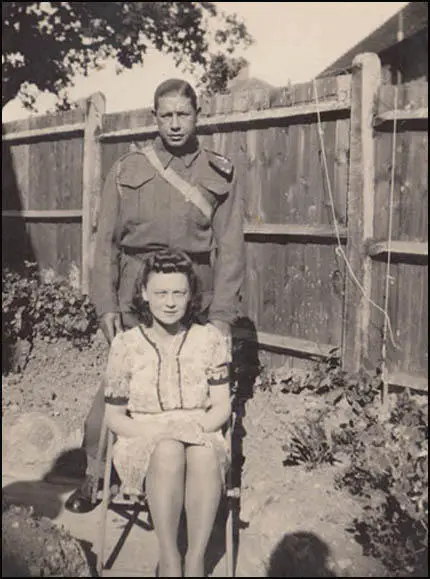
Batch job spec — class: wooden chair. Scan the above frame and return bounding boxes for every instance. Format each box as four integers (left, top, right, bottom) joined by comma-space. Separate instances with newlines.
92, 412, 239, 577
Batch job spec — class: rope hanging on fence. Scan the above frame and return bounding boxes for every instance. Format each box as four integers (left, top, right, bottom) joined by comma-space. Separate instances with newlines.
311, 78, 399, 353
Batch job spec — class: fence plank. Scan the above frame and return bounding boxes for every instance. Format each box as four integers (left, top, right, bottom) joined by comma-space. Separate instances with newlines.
28, 115, 58, 270
56, 109, 84, 279
244, 117, 262, 332
343, 53, 382, 372
334, 117, 351, 344
2, 118, 32, 267
81, 93, 106, 294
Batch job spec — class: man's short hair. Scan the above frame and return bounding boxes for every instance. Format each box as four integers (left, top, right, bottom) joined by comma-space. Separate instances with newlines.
154, 79, 198, 111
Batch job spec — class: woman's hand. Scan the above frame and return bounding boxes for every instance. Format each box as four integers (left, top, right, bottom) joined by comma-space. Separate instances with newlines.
130, 411, 204, 443
168, 418, 205, 444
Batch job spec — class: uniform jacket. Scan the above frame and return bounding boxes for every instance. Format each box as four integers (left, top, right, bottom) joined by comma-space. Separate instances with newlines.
90, 136, 245, 325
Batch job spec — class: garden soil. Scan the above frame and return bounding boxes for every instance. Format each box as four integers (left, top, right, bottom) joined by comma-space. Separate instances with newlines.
2, 334, 388, 577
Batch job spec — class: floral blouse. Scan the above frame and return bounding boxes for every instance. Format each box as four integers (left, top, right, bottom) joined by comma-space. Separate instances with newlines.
104, 323, 231, 413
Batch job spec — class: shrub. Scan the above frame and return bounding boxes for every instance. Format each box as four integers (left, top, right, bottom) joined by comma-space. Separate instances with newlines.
2, 262, 98, 372
276, 350, 428, 576
282, 416, 335, 470
280, 351, 382, 470
337, 391, 428, 577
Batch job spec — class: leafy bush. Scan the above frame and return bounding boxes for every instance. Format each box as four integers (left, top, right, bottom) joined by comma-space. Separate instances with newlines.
280, 349, 382, 411
280, 351, 382, 469
2, 262, 98, 372
282, 417, 335, 469
276, 350, 428, 576
337, 391, 428, 577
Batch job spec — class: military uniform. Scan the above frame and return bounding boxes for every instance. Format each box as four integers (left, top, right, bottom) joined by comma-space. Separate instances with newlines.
78, 136, 245, 483
90, 135, 245, 326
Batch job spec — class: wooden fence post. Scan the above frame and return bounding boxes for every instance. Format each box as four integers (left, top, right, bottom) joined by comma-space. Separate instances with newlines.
342, 53, 382, 372
81, 92, 106, 295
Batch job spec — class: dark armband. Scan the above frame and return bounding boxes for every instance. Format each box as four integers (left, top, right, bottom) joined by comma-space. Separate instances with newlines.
104, 394, 128, 405
207, 363, 231, 386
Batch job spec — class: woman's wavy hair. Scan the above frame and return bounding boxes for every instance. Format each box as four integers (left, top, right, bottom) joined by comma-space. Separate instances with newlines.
131, 247, 202, 328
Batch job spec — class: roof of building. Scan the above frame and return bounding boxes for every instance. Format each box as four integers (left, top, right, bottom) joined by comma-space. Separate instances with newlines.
318, 2, 428, 77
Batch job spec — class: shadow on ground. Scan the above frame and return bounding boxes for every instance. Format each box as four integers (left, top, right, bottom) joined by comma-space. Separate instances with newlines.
2, 446, 90, 573
2, 448, 86, 520
267, 531, 337, 577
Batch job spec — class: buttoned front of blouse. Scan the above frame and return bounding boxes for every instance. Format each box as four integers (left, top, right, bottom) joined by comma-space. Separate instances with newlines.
105, 323, 231, 414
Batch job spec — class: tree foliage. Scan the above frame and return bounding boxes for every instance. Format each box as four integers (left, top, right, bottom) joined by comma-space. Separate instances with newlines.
2, 2, 253, 110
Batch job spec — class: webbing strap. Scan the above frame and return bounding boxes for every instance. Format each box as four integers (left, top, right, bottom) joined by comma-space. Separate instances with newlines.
141, 146, 212, 220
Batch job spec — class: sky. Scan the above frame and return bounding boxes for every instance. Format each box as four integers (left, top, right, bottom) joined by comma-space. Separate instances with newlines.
3, 2, 409, 122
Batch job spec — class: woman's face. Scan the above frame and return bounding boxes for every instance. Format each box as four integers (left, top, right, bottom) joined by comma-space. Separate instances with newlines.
142, 271, 191, 328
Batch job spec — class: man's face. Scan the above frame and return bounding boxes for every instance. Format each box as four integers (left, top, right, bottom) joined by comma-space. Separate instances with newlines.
154, 93, 198, 150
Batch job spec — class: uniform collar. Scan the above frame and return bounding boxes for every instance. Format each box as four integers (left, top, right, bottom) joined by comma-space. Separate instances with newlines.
153, 135, 201, 168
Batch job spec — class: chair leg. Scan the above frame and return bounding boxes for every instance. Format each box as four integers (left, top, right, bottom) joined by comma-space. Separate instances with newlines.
92, 417, 108, 505
225, 413, 236, 577
96, 428, 114, 577
225, 498, 234, 577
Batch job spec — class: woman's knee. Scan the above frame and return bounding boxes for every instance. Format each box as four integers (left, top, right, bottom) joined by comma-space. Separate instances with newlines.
186, 445, 221, 479
149, 439, 185, 475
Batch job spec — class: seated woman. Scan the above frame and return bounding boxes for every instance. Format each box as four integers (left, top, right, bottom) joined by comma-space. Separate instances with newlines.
103, 247, 232, 578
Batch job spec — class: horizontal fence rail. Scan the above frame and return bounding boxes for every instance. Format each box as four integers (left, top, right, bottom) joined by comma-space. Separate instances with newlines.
2, 122, 85, 143
387, 372, 428, 394
232, 327, 336, 359
1, 100, 352, 145
373, 106, 428, 126
2, 209, 83, 220
244, 223, 348, 241
367, 240, 428, 259
98, 98, 351, 141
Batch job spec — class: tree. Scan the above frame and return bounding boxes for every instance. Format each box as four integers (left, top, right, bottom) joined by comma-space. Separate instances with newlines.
2, 2, 253, 110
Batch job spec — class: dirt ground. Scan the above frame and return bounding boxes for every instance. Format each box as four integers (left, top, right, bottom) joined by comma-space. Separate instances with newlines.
2, 334, 389, 577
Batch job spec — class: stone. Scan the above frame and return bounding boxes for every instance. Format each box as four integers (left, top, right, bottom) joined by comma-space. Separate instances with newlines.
2, 412, 65, 477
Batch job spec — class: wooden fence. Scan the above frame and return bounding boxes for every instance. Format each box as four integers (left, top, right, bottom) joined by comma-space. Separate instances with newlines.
2, 52, 428, 392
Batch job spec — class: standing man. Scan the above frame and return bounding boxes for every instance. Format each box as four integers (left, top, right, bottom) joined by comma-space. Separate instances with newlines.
65, 78, 245, 513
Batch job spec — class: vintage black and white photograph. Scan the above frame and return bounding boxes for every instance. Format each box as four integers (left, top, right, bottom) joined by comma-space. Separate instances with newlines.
2, 2, 428, 577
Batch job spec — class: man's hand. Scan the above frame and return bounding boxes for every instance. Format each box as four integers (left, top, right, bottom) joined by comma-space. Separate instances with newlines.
100, 312, 123, 345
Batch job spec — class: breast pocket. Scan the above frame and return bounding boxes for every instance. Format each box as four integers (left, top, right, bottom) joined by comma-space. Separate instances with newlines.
117, 163, 156, 223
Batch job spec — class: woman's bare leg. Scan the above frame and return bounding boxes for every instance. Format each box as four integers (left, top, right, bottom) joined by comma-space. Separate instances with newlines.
146, 439, 186, 577
184, 445, 222, 577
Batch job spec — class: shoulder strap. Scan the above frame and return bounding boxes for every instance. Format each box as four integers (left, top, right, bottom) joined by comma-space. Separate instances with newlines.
115, 157, 125, 198
140, 146, 213, 220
